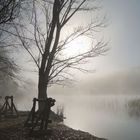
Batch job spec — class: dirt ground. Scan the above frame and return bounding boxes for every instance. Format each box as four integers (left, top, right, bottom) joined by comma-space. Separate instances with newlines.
0, 113, 107, 140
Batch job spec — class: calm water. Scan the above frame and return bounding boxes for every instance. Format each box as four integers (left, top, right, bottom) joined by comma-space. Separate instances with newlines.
52, 94, 140, 140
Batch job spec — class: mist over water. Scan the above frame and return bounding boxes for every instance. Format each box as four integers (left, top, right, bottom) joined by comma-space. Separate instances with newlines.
1, 69, 140, 140
51, 94, 140, 140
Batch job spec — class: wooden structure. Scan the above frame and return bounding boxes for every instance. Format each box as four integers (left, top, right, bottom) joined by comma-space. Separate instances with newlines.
24, 97, 55, 138
0, 96, 18, 118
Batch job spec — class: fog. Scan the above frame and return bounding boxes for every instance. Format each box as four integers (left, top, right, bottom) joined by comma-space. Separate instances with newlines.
0, 67, 140, 111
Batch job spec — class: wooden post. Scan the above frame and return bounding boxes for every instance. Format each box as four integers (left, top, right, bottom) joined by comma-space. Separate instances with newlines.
11, 96, 13, 114
24, 97, 56, 138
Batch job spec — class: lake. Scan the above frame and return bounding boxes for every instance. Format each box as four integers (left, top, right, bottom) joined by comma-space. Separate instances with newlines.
52, 94, 140, 140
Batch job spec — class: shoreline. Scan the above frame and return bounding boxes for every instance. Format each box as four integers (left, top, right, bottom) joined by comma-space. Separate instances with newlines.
0, 112, 107, 140
50, 122, 107, 140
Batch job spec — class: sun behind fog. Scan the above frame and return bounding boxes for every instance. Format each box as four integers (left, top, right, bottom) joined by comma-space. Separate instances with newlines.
62, 36, 94, 58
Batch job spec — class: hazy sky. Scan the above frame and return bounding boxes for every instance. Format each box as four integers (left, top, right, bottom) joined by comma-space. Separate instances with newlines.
19, 0, 140, 77
94, 0, 140, 73
1, 0, 140, 111
4, 0, 140, 102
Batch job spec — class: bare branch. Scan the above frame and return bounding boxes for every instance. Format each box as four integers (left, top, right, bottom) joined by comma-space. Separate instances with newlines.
61, 0, 86, 26
13, 0, 108, 100
15, 26, 40, 68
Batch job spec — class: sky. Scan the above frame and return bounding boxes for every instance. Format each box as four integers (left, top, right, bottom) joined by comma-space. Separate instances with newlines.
94, 0, 140, 73
48, 0, 140, 97
19, 0, 140, 74
23, 0, 140, 95
56, 0, 140, 95
1, 0, 140, 103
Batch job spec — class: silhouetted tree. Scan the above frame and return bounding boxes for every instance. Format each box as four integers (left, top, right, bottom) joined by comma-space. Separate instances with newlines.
14, 0, 108, 109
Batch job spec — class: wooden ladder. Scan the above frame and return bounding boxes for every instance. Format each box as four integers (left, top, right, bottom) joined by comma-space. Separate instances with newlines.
0, 96, 18, 118
24, 97, 55, 138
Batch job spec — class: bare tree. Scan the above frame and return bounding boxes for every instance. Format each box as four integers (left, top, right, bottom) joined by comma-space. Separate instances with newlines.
14, 0, 107, 109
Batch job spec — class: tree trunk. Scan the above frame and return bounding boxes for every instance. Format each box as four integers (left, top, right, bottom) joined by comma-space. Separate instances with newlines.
38, 71, 47, 111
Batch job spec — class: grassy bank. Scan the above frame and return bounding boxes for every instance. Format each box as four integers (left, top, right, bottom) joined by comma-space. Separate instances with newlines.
0, 111, 107, 140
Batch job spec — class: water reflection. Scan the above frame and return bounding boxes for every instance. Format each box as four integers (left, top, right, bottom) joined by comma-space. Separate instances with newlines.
126, 98, 140, 119
52, 95, 140, 140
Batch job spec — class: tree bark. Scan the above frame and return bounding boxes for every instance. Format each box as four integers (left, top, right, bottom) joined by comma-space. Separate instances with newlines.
38, 70, 47, 111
